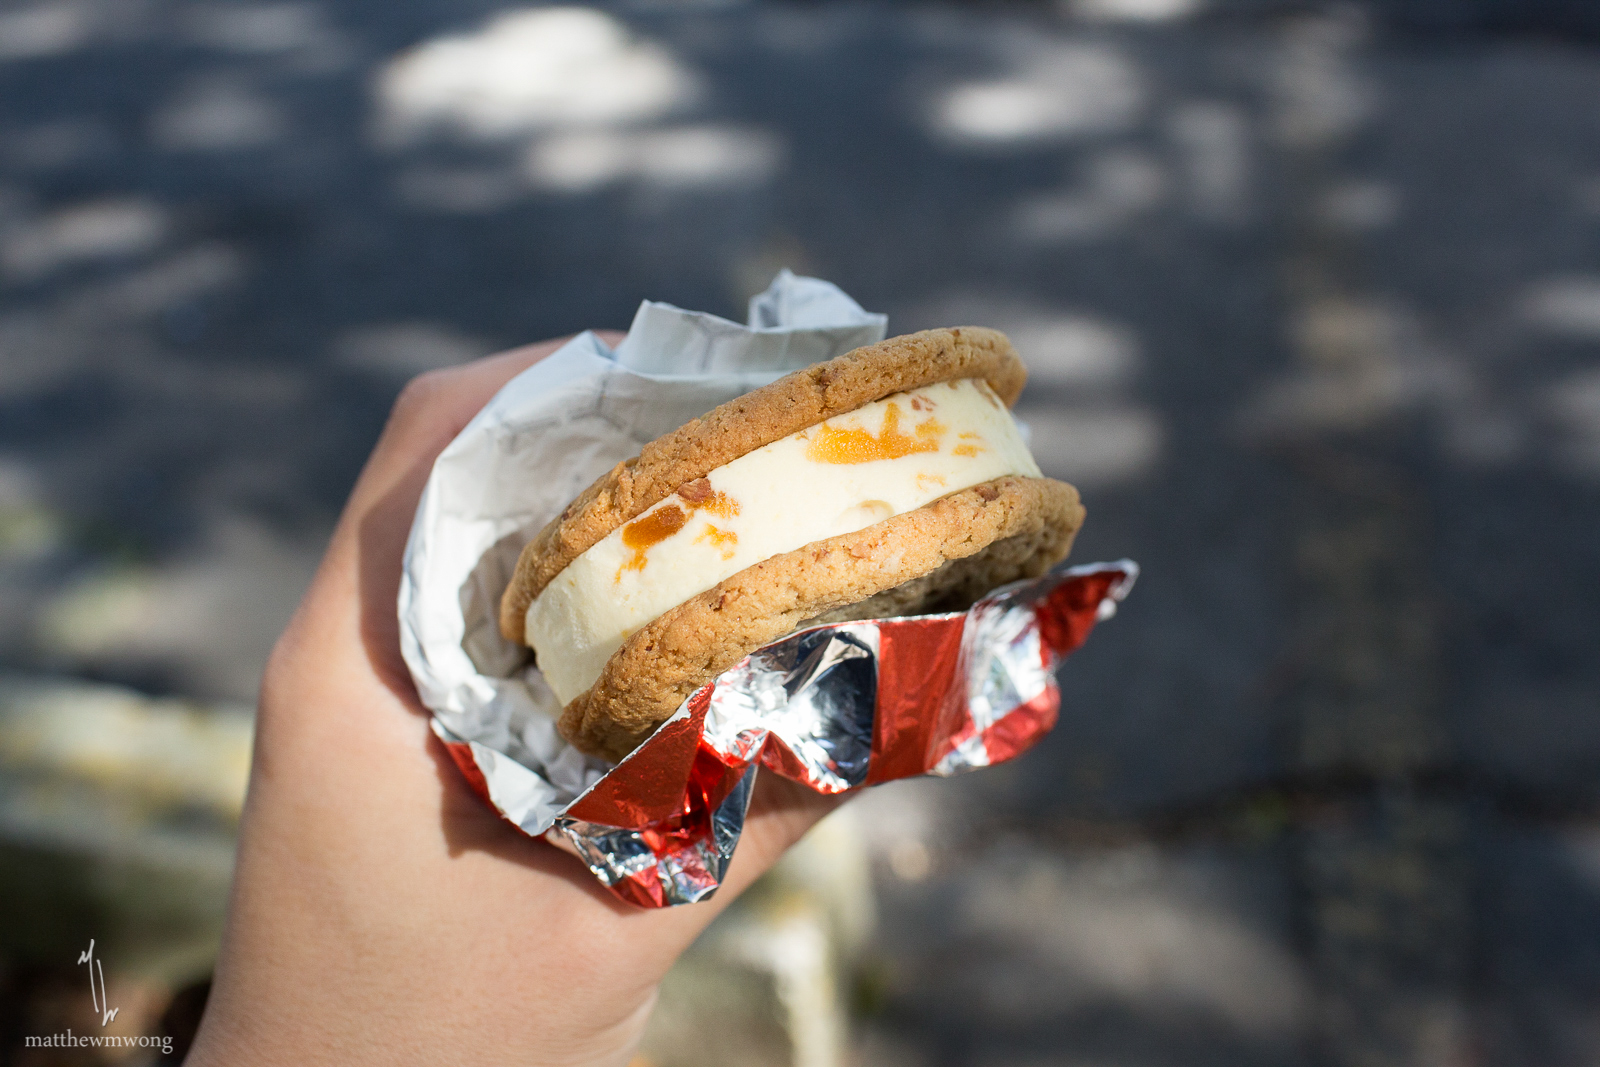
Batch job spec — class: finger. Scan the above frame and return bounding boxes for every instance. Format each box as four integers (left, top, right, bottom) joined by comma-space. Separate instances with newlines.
352, 328, 627, 519
353, 332, 595, 512
719, 775, 848, 895
422, 328, 625, 440
287, 332, 621, 697
599, 775, 849, 972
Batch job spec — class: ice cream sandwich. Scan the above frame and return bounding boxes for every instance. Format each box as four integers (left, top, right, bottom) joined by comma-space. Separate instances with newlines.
499, 327, 1085, 762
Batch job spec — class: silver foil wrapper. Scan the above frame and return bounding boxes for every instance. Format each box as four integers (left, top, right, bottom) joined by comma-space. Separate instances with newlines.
435, 560, 1136, 908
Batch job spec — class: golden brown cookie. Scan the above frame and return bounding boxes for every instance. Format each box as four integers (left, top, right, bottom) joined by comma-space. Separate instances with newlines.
557, 475, 1084, 763
498, 326, 1025, 642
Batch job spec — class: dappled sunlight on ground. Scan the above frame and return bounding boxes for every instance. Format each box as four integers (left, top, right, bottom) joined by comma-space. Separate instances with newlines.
376, 7, 700, 143
372, 6, 788, 207
930, 37, 1144, 147
523, 123, 785, 193
2, 0, 1600, 1062
1, 199, 169, 281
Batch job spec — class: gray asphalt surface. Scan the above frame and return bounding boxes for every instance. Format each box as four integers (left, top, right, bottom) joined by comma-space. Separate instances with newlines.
2, 0, 1599, 1063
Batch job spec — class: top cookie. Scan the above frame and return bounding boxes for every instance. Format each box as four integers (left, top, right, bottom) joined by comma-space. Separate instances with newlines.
498, 326, 1026, 642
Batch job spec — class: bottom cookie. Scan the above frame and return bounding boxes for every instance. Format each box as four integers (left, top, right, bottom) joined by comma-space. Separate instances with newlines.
557, 475, 1085, 762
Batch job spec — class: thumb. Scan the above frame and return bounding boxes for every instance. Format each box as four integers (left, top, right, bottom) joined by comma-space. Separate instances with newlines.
696, 773, 850, 902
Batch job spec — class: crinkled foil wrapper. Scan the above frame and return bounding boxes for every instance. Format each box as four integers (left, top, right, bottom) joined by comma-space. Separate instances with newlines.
434, 560, 1136, 908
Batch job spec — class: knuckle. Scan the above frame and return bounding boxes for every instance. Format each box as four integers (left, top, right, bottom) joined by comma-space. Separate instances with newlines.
394, 368, 452, 412
389, 368, 462, 430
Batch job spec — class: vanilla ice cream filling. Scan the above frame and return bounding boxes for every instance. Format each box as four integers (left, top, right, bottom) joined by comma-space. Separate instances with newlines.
526, 377, 1042, 704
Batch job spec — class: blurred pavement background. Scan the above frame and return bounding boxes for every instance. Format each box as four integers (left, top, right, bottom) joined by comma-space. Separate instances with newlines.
2, 0, 1600, 1063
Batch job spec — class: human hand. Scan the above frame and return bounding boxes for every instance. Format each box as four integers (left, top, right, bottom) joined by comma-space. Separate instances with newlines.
186, 337, 843, 1067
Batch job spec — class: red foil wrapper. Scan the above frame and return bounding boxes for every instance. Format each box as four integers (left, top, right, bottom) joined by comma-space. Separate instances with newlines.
435, 560, 1136, 908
